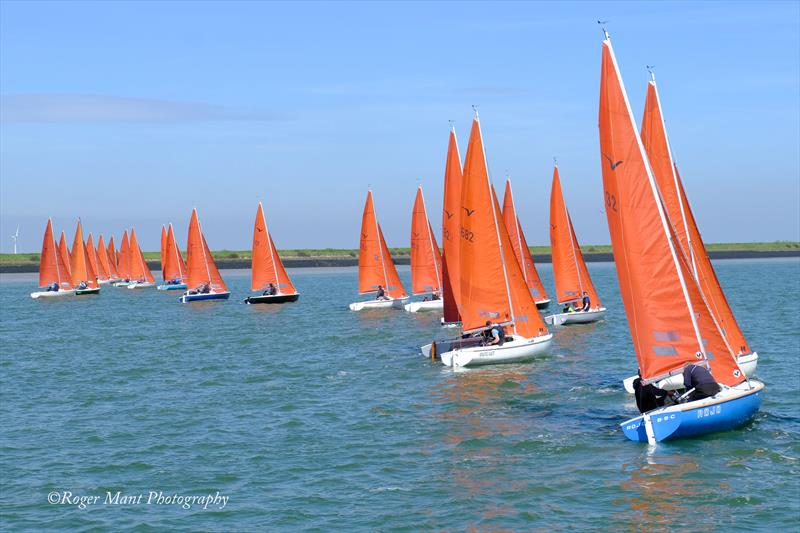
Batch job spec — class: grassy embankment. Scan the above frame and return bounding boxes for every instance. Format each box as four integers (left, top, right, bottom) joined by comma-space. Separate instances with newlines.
2, 242, 798, 267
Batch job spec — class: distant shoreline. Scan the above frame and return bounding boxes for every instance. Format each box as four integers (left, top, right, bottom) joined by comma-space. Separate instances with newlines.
2, 249, 797, 274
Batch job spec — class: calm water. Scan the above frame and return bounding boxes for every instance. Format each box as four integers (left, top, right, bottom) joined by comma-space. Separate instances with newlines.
1, 259, 798, 531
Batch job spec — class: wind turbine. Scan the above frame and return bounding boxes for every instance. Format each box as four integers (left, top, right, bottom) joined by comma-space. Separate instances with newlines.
11, 226, 19, 254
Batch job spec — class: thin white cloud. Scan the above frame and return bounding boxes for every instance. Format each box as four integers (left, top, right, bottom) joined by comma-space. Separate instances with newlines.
0, 94, 285, 123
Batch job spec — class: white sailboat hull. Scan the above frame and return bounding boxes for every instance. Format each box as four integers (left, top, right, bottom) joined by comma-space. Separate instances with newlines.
349, 297, 408, 311
31, 289, 76, 299
439, 333, 553, 367
404, 299, 443, 313
544, 307, 606, 326
622, 352, 759, 393
127, 282, 156, 289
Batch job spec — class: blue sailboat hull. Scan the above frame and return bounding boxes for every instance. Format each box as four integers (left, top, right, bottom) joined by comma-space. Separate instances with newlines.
621, 381, 764, 443
179, 292, 230, 303
158, 283, 188, 291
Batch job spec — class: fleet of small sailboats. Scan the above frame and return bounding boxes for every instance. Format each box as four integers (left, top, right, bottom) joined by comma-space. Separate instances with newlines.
544, 165, 606, 326
404, 186, 443, 313
23, 30, 766, 444
244, 202, 299, 304
349, 190, 408, 310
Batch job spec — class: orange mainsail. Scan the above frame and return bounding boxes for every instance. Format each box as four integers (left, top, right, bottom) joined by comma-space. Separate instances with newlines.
186, 208, 228, 292
118, 231, 131, 279
441, 127, 464, 323
598, 36, 743, 386
641, 78, 751, 357
251, 202, 297, 294
501, 179, 549, 303
160, 225, 168, 278
549, 166, 601, 307
86, 233, 106, 282
410, 186, 443, 295
163, 223, 187, 282
357, 191, 406, 299
95, 235, 111, 280
106, 236, 120, 279
69, 220, 98, 288
459, 115, 548, 339
58, 231, 72, 279
38, 218, 72, 289
129, 229, 155, 283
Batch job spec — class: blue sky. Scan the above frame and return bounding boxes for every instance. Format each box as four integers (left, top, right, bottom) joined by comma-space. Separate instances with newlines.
1, 0, 798, 253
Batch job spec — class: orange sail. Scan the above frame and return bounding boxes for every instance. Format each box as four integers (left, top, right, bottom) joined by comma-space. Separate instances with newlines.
459, 115, 548, 339
118, 231, 131, 279
86, 233, 106, 282
160, 225, 168, 278
95, 235, 111, 280
410, 186, 443, 295
106, 236, 120, 279
38, 218, 72, 289
186, 208, 228, 292
129, 229, 155, 283
58, 231, 72, 279
549, 166, 601, 307
357, 191, 407, 299
70, 220, 98, 288
163, 224, 187, 282
251, 202, 297, 294
501, 179, 549, 303
598, 36, 743, 386
641, 78, 751, 357
441, 127, 464, 323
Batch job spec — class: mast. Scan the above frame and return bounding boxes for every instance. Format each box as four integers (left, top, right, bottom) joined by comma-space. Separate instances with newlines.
506, 178, 529, 287
559, 169, 585, 297
420, 186, 442, 291
372, 191, 390, 289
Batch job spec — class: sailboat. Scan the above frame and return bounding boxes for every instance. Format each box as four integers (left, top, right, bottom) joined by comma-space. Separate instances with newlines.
157, 224, 188, 290
180, 208, 230, 303
501, 178, 551, 309
127, 229, 156, 289
112, 231, 132, 286
31, 218, 75, 298
70, 220, 100, 295
544, 165, 607, 326
57, 231, 72, 280
440, 126, 464, 326
622, 71, 758, 392
97, 235, 118, 283
349, 190, 409, 310
422, 113, 553, 367
86, 233, 109, 285
244, 202, 299, 304
104, 236, 121, 283
598, 32, 762, 443
404, 186, 444, 312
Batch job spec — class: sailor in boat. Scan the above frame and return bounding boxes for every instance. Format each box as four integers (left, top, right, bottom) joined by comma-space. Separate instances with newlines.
76, 281, 88, 290
562, 302, 575, 313
167, 278, 182, 285
46, 282, 59, 292
431, 290, 441, 301
579, 292, 591, 311
632, 373, 676, 413
375, 285, 388, 301
482, 321, 505, 346
187, 283, 211, 295
681, 363, 721, 402
262, 283, 277, 296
